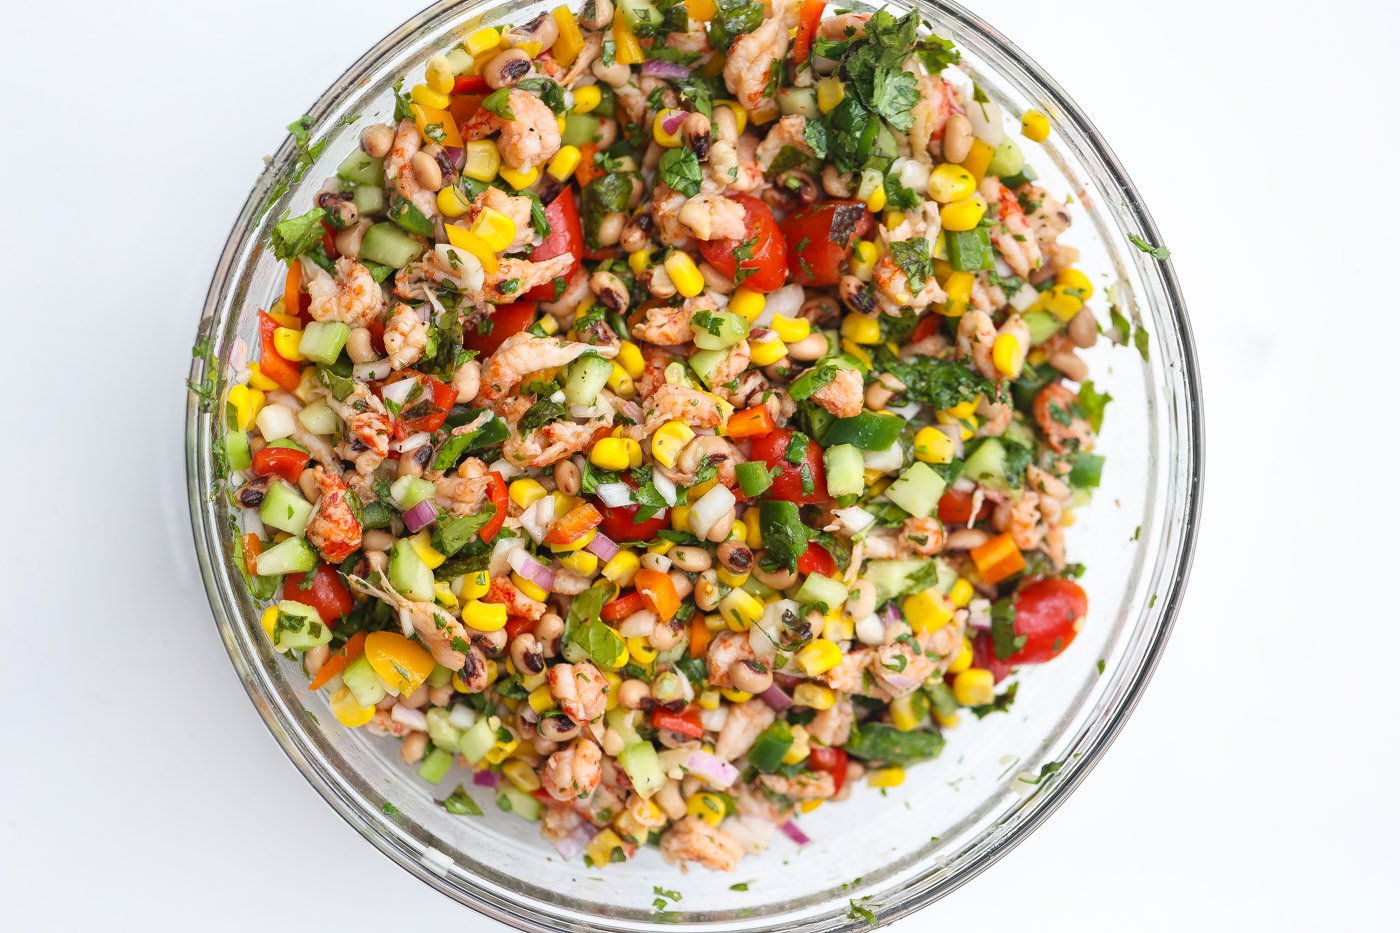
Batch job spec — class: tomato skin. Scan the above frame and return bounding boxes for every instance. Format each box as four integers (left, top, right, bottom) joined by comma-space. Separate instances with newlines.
525, 188, 583, 300
463, 300, 537, 356
596, 474, 670, 541
1007, 579, 1088, 664
796, 542, 836, 577
505, 616, 535, 641
911, 313, 942, 344
778, 200, 873, 287
971, 631, 1016, 684
806, 745, 848, 794
251, 446, 311, 483
749, 429, 829, 504
937, 488, 993, 527
282, 565, 354, 624
696, 195, 789, 293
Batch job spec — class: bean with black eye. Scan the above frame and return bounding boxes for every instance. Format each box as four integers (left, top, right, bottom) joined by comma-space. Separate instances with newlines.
484, 48, 532, 89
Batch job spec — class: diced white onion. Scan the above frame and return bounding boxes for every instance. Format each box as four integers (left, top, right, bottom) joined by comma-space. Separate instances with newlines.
353, 359, 392, 381
689, 485, 737, 538
393, 431, 432, 454
966, 96, 1004, 145
434, 243, 485, 290
862, 443, 905, 474
254, 403, 298, 442
520, 496, 556, 543
967, 597, 992, 631
381, 377, 420, 409
596, 482, 633, 508
952, 476, 976, 493
758, 284, 805, 326
398, 607, 416, 638
448, 703, 479, 731
488, 458, 522, 481
896, 157, 931, 193
550, 390, 567, 404
855, 613, 885, 645
641, 552, 672, 573
391, 704, 428, 732
699, 705, 729, 733
1009, 282, 1041, 312
834, 505, 876, 535
651, 471, 678, 506
489, 536, 524, 576
721, 815, 774, 856
619, 609, 657, 638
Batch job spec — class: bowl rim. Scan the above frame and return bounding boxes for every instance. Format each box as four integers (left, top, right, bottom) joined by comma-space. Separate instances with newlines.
185, 0, 1203, 928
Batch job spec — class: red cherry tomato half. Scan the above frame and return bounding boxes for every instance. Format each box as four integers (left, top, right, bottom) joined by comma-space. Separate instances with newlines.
251, 446, 311, 483
597, 473, 670, 542
778, 200, 874, 287
806, 745, 848, 794
525, 187, 583, 301
282, 564, 354, 624
1007, 578, 1088, 664
505, 616, 535, 641
749, 429, 829, 504
696, 195, 789, 293
971, 631, 1016, 684
382, 371, 458, 436
463, 300, 538, 356
911, 312, 942, 344
937, 488, 993, 527
796, 542, 836, 577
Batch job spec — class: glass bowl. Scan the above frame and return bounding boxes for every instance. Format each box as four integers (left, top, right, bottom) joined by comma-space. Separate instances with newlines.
185, 0, 1203, 928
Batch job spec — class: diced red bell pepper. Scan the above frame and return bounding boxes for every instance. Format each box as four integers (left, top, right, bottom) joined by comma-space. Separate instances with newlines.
480, 472, 508, 543
525, 187, 584, 301
796, 542, 836, 577
651, 705, 704, 739
602, 591, 647, 623
283, 564, 355, 624
257, 310, 303, 391
544, 502, 604, 546
792, 0, 826, 65
807, 745, 848, 794
251, 446, 312, 483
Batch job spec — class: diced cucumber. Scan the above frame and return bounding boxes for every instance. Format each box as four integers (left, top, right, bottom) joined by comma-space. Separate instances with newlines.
617, 0, 662, 30
691, 309, 748, 350
616, 741, 666, 798
821, 412, 903, 450
254, 535, 317, 576
337, 150, 385, 186
795, 572, 849, 609
1002, 417, 1037, 451
605, 708, 643, 747
351, 183, 386, 216
823, 444, 865, 497
497, 784, 542, 821
688, 347, 728, 389
885, 461, 948, 518
342, 654, 388, 707
457, 717, 497, 766
265, 437, 308, 453
389, 474, 436, 510
428, 664, 454, 689
777, 86, 819, 119
1069, 453, 1105, 489
561, 113, 600, 146
962, 438, 1010, 491
259, 480, 314, 536
360, 222, 424, 268
388, 197, 434, 237
987, 138, 1024, 178
1023, 309, 1062, 346
866, 558, 955, 603
417, 747, 455, 784
946, 226, 994, 272
224, 430, 252, 471
297, 399, 340, 435
564, 353, 613, 406
297, 321, 350, 365
389, 539, 435, 602
269, 601, 331, 652
735, 460, 773, 497
425, 708, 462, 753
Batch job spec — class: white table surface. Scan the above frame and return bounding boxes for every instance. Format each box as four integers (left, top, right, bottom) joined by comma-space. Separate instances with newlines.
4, 0, 1394, 929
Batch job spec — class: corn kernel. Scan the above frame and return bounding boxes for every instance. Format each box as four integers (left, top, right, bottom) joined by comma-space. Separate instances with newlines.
840, 340, 872, 372
927, 162, 978, 203
601, 550, 640, 587
840, 312, 882, 345
941, 194, 987, 232
865, 184, 887, 213
945, 397, 979, 420
627, 247, 653, 275
770, 314, 810, 343
1020, 109, 1050, 143
936, 409, 977, 441
463, 598, 508, 631
792, 683, 836, 710
627, 636, 658, 666
410, 83, 451, 111
245, 363, 278, 392
465, 27, 501, 56
483, 727, 519, 765
653, 108, 686, 147
902, 588, 955, 635
992, 332, 1024, 377
851, 239, 879, 281
590, 436, 632, 471
749, 335, 787, 367
1056, 268, 1093, 300
624, 437, 644, 468
947, 637, 974, 675
716, 567, 749, 588
948, 578, 975, 609
462, 140, 501, 182
551, 528, 596, 554
425, 54, 456, 94
651, 420, 695, 468
409, 530, 447, 570
227, 384, 265, 432
742, 508, 762, 546
471, 207, 517, 253
1042, 284, 1085, 321
961, 138, 996, 181
953, 668, 995, 706
602, 669, 622, 710
719, 587, 764, 630
545, 144, 582, 183
727, 519, 747, 543
728, 286, 765, 324
445, 224, 499, 274
606, 362, 635, 399
868, 766, 906, 788
720, 687, 753, 703
816, 77, 845, 114
890, 695, 923, 732
330, 686, 377, 727
559, 549, 598, 575
436, 185, 472, 218
572, 84, 602, 114
271, 326, 304, 362
501, 758, 541, 792
455, 570, 489, 602
698, 689, 721, 710
663, 251, 704, 298
528, 684, 555, 713
687, 792, 727, 827
616, 340, 645, 379
782, 725, 810, 765
509, 478, 547, 509
497, 162, 540, 191
913, 426, 955, 465
796, 638, 842, 676
799, 799, 824, 814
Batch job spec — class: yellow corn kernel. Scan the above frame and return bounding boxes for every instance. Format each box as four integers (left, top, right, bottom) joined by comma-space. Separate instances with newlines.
913, 425, 955, 465
258, 605, 280, 644
716, 567, 749, 588
245, 363, 278, 392
483, 727, 519, 765
271, 326, 304, 362
509, 478, 547, 509
653, 108, 685, 147
585, 827, 625, 866
1042, 284, 1085, 321
572, 84, 602, 115
890, 694, 923, 732
840, 339, 873, 372
471, 207, 518, 253
686, 0, 717, 17
497, 162, 540, 191
714, 99, 747, 134
742, 508, 762, 547
728, 286, 765, 324
770, 314, 810, 343
697, 689, 721, 710
424, 54, 456, 94
436, 185, 472, 218
947, 637, 974, 675
796, 638, 842, 676
409, 530, 447, 570
817, 77, 845, 114
465, 26, 501, 56
559, 549, 599, 575
687, 477, 718, 502
727, 518, 747, 543
462, 140, 501, 182
945, 397, 979, 420
512, 571, 550, 602
850, 239, 879, 281
651, 420, 695, 468
602, 550, 640, 587
783, 725, 811, 765
933, 709, 960, 729
719, 587, 764, 630
792, 683, 836, 710
948, 577, 975, 609
624, 437, 644, 468
463, 598, 509, 631
864, 184, 887, 213
992, 332, 1024, 377
618, 337, 644, 378
589, 437, 632, 471
936, 409, 977, 441
749, 335, 788, 367
687, 792, 727, 828
627, 248, 653, 276
799, 799, 824, 814
940, 194, 987, 232
550, 6, 585, 65
1056, 268, 1093, 300
627, 636, 659, 666
953, 668, 995, 706
927, 162, 978, 203
606, 362, 635, 399
501, 758, 541, 793
457, 570, 490, 601
663, 251, 704, 298
903, 588, 956, 635
528, 684, 555, 714
1020, 109, 1050, 143
601, 669, 622, 710
545, 144, 582, 183
330, 686, 377, 727
868, 766, 906, 788
445, 224, 499, 274
840, 312, 882, 345
226, 384, 266, 432
720, 687, 753, 703
410, 83, 451, 111
613, 17, 644, 65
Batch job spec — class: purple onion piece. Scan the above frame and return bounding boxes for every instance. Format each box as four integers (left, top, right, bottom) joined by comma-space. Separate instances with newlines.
778, 819, 812, 846
758, 684, 793, 712
585, 531, 620, 563
402, 498, 438, 533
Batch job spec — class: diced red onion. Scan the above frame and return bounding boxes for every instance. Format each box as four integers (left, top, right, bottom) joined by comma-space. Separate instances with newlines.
661, 110, 688, 135
509, 548, 557, 591
444, 146, 465, 168
596, 482, 633, 508
686, 750, 740, 788
881, 602, 902, 627
758, 684, 793, 712
934, 423, 965, 459
778, 819, 812, 846
390, 703, 428, 732
551, 817, 599, 859
380, 376, 420, 408
882, 673, 920, 692
585, 531, 620, 563
472, 769, 501, 788
642, 59, 692, 80
402, 498, 438, 533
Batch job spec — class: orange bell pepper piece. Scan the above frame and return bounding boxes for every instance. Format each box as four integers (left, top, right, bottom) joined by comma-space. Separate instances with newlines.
689, 613, 713, 658
544, 502, 604, 546
283, 259, 303, 319
969, 532, 1026, 585
308, 632, 367, 691
725, 404, 775, 439
634, 567, 681, 622
575, 143, 602, 187
241, 534, 263, 578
